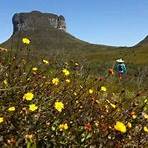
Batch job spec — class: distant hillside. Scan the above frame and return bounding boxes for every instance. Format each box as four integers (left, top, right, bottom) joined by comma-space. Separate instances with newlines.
1, 10, 148, 65
136, 35, 148, 46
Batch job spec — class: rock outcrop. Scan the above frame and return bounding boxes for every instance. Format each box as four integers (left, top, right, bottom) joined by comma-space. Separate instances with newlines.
12, 10, 66, 34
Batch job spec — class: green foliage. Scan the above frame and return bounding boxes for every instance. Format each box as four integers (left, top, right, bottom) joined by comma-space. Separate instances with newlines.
0, 43, 148, 147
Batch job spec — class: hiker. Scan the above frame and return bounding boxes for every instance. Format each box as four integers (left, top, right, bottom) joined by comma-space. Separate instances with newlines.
115, 58, 127, 79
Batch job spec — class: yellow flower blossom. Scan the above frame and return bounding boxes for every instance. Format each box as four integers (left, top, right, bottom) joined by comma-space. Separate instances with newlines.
89, 89, 93, 94
22, 37, 30, 45
8, 106, 15, 112
29, 104, 38, 112
114, 121, 127, 133
23, 92, 34, 101
52, 78, 59, 85
32, 67, 38, 71
144, 126, 148, 133
0, 117, 4, 123
100, 86, 107, 92
62, 69, 70, 76
59, 123, 68, 131
54, 101, 64, 112
65, 79, 71, 83
43, 59, 49, 64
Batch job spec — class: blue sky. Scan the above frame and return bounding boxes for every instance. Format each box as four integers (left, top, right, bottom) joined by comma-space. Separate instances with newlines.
0, 0, 148, 46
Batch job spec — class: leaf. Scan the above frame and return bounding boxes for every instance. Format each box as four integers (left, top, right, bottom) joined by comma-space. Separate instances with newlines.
86, 133, 92, 139
27, 141, 36, 148
81, 137, 85, 143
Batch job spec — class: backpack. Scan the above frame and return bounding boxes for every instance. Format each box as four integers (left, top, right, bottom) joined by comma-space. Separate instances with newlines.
115, 63, 127, 74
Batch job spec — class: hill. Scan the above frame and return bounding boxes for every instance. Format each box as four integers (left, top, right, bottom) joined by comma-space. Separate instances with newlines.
1, 11, 113, 52
0, 10, 148, 66
136, 35, 148, 47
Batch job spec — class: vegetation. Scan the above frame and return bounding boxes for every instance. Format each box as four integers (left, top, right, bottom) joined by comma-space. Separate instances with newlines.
0, 38, 148, 147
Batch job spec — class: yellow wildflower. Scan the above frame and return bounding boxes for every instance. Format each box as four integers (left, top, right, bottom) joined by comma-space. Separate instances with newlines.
100, 86, 107, 92
62, 69, 70, 76
54, 101, 64, 112
43, 59, 49, 64
65, 79, 71, 83
114, 121, 127, 133
29, 104, 38, 112
59, 123, 68, 131
22, 37, 30, 45
144, 126, 148, 133
89, 89, 93, 94
52, 78, 59, 85
0, 117, 4, 123
8, 106, 15, 112
32, 67, 38, 71
23, 92, 34, 101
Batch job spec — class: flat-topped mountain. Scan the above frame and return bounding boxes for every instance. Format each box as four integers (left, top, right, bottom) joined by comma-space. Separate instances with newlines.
2, 10, 113, 55
1, 10, 148, 65
13, 10, 66, 33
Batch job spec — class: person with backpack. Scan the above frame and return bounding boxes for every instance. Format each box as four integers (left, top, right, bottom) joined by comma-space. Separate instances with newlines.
115, 58, 127, 79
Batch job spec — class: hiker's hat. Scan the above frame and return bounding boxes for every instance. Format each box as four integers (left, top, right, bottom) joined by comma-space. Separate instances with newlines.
116, 58, 124, 63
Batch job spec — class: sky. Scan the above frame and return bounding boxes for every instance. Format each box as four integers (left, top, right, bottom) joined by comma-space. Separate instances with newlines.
0, 0, 148, 46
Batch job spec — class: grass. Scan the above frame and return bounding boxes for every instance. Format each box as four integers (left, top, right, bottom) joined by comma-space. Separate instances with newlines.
0, 40, 148, 147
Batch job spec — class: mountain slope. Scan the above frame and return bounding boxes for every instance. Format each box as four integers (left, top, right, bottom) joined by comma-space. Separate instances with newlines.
1, 11, 148, 65
136, 35, 148, 47
1, 11, 112, 51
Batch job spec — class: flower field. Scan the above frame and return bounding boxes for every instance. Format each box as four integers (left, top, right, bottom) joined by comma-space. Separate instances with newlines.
0, 39, 148, 147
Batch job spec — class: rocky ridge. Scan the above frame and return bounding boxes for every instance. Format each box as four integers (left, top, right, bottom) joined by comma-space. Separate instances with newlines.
12, 10, 66, 34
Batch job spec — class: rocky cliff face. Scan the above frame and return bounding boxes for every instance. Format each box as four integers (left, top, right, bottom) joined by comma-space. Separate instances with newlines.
12, 11, 66, 34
